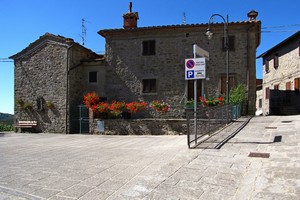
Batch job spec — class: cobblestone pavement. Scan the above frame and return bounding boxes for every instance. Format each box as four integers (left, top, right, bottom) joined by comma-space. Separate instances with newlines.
0, 115, 299, 199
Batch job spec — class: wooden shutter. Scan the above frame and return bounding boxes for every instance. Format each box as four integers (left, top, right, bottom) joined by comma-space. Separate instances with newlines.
221, 76, 234, 94
286, 82, 291, 91
295, 78, 300, 93
265, 59, 269, 73
274, 54, 279, 69
266, 87, 270, 99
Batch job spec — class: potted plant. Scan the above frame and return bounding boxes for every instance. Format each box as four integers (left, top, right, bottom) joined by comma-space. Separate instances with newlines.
15, 98, 24, 107
150, 100, 170, 113
109, 101, 126, 118
125, 101, 147, 113
22, 102, 33, 110
83, 91, 99, 108
93, 102, 110, 119
46, 101, 55, 109
185, 99, 194, 109
199, 96, 225, 107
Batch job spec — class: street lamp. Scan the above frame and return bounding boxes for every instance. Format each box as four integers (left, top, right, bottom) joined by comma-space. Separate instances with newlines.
206, 14, 229, 105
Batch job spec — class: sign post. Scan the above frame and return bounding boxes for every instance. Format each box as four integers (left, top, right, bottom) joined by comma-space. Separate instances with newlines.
185, 56, 207, 145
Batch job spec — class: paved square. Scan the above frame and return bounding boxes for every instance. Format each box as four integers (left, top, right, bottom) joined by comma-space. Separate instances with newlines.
0, 115, 300, 199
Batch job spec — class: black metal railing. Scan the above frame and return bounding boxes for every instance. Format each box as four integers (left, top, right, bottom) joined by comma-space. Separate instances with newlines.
186, 105, 232, 148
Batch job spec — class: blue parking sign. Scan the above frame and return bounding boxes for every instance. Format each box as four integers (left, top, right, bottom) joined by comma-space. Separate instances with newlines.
186, 70, 194, 79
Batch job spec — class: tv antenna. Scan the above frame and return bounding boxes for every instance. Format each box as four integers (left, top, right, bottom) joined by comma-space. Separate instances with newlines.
80, 18, 87, 46
182, 12, 187, 25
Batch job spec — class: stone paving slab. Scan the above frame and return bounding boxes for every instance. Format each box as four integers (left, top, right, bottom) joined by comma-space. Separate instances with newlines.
0, 115, 300, 199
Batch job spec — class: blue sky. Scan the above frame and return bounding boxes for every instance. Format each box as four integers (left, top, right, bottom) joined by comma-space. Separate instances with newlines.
1, 0, 299, 114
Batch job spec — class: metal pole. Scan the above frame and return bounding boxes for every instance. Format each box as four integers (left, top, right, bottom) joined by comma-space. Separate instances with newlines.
193, 45, 197, 144
225, 15, 229, 123
225, 15, 229, 105
79, 106, 82, 134
207, 14, 230, 123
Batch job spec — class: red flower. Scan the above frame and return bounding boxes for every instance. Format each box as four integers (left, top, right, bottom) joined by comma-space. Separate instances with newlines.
126, 101, 147, 113
151, 100, 170, 113
109, 101, 126, 112
93, 102, 110, 113
83, 92, 99, 108
218, 96, 224, 102
199, 96, 224, 107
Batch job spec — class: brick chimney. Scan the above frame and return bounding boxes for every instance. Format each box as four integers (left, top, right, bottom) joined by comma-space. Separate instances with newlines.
123, 2, 139, 29
247, 10, 258, 22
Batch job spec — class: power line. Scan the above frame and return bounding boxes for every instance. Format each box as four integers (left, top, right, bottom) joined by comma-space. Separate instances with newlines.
262, 23, 300, 29
0, 58, 13, 62
262, 29, 300, 33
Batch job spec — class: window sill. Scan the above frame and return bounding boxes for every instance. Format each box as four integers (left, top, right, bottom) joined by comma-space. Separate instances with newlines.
142, 92, 158, 96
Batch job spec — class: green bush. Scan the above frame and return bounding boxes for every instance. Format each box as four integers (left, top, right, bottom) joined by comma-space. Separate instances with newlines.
229, 84, 247, 105
0, 123, 14, 131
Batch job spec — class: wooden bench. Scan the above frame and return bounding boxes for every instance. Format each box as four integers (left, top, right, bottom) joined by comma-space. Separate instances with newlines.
15, 121, 37, 132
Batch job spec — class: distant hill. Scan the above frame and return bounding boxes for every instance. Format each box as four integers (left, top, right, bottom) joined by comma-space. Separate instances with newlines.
0, 112, 14, 125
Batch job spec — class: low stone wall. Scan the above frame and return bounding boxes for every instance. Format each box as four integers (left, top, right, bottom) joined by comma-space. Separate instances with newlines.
91, 118, 187, 135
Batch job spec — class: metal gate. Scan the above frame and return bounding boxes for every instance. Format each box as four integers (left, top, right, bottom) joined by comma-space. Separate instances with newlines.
78, 105, 89, 134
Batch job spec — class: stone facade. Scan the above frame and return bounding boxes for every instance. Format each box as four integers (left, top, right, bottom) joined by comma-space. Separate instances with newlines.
10, 33, 103, 133
99, 16, 261, 115
259, 31, 300, 115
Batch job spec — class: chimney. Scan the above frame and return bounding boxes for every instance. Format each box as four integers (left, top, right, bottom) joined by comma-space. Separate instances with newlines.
123, 2, 139, 29
247, 10, 258, 22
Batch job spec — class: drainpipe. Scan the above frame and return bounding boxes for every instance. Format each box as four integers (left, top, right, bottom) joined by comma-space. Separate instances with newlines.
66, 43, 73, 134
246, 24, 256, 115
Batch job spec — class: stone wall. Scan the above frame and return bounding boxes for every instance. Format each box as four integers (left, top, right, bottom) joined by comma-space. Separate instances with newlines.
91, 118, 187, 135
14, 43, 68, 133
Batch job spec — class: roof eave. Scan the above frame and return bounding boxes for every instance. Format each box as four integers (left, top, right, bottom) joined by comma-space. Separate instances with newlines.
257, 30, 300, 58
98, 20, 261, 38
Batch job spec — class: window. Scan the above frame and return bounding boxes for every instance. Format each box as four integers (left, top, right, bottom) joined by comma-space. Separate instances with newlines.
274, 54, 279, 69
299, 41, 300, 57
222, 36, 235, 51
143, 79, 156, 93
265, 87, 270, 99
37, 97, 44, 111
286, 82, 291, 103
265, 59, 269, 73
259, 99, 262, 108
142, 40, 155, 56
220, 75, 235, 95
274, 84, 279, 96
187, 80, 202, 100
89, 71, 97, 83
286, 82, 291, 91
295, 78, 300, 94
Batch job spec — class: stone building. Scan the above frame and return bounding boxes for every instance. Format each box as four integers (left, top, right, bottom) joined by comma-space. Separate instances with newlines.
10, 33, 104, 133
258, 31, 300, 115
11, 6, 261, 133
98, 8, 261, 115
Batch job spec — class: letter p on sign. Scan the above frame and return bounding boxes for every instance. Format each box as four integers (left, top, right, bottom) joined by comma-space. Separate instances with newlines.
186, 70, 194, 79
